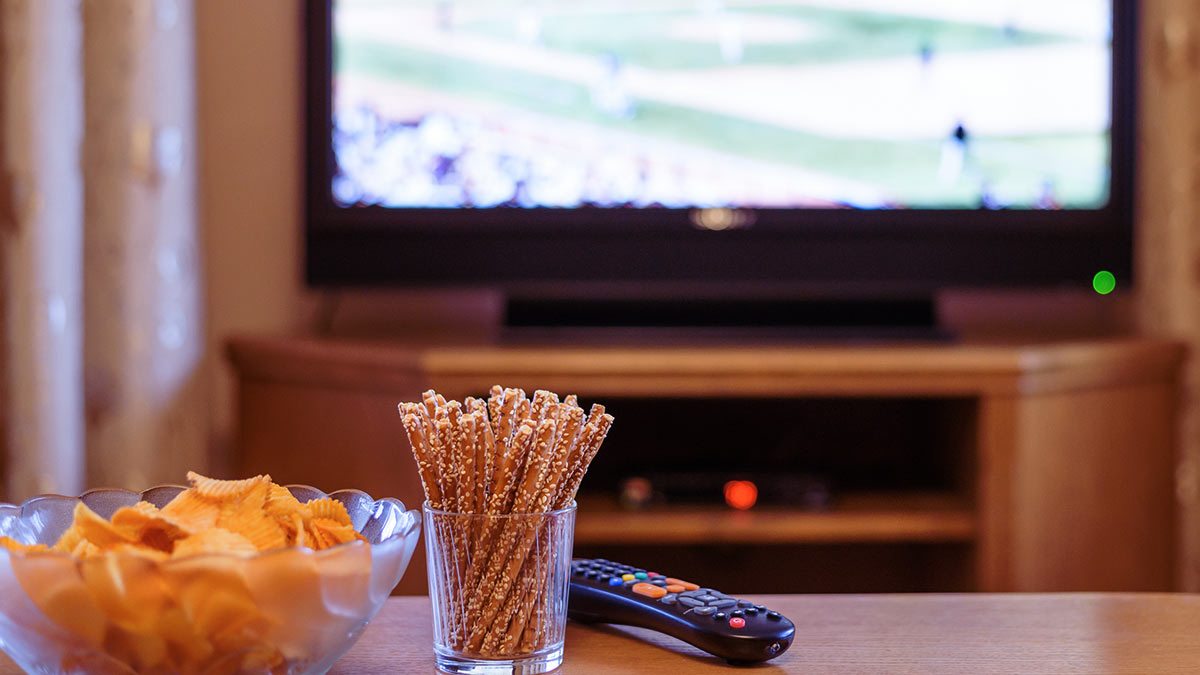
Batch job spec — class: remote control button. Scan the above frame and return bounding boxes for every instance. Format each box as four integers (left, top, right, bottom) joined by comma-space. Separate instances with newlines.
666, 578, 699, 591
632, 583, 667, 599
729, 617, 746, 629
693, 606, 717, 616
737, 600, 753, 607
707, 591, 728, 599
573, 569, 584, 576
596, 559, 609, 564
695, 594, 718, 603
665, 584, 685, 594
699, 588, 716, 594
714, 612, 726, 620
608, 577, 623, 586
745, 607, 759, 615
767, 611, 782, 621
651, 579, 667, 587
677, 597, 704, 608
755, 605, 766, 611
708, 599, 737, 608
621, 574, 635, 581
634, 572, 648, 580
730, 609, 744, 618
648, 571, 661, 577
660, 594, 678, 605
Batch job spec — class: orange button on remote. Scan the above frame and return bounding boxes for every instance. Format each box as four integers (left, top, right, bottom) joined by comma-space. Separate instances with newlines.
665, 584, 685, 593
665, 578, 699, 591
632, 582, 667, 599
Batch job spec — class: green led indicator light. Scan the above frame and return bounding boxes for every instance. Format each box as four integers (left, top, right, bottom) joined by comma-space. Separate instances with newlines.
1093, 270, 1116, 295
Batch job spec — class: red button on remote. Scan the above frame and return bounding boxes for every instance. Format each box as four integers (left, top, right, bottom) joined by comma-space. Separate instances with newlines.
729, 617, 746, 629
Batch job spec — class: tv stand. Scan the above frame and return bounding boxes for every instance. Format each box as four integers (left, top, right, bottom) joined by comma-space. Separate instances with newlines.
503, 297, 948, 341
227, 336, 1182, 595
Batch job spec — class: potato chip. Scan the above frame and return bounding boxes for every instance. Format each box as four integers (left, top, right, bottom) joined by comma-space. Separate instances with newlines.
159, 489, 221, 533
51, 523, 85, 553
112, 501, 190, 553
163, 557, 259, 630
109, 543, 170, 562
265, 483, 302, 516
306, 518, 363, 551
187, 471, 271, 501
223, 511, 288, 552
304, 497, 352, 526
81, 554, 173, 634
104, 624, 171, 672
0, 535, 48, 553
72, 539, 104, 559
172, 528, 258, 558
156, 605, 214, 666
73, 502, 136, 549
289, 513, 307, 549
11, 553, 109, 648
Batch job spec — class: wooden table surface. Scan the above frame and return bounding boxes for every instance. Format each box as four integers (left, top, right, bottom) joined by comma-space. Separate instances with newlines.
3, 593, 1199, 673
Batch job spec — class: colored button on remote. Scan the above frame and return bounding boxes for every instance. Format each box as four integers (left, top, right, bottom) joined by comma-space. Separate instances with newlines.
665, 578, 699, 591
634, 572, 648, 580
729, 617, 746, 629
632, 583, 667, 599
622, 574, 635, 581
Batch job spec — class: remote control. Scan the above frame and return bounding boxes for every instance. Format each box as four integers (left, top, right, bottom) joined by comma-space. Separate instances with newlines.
567, 558, 795, 664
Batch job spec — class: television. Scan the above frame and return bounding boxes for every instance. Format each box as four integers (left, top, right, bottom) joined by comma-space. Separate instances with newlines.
306, 0, 1135, 326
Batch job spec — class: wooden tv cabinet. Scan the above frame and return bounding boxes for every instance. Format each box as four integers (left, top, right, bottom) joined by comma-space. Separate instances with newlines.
227, 337, 1183, 595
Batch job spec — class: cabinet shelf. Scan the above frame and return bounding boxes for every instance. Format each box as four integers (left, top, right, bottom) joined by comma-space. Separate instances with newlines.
573, 492, 976, 545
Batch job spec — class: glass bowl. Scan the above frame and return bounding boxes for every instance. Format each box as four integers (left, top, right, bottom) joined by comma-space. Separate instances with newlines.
0, 485, 420, 674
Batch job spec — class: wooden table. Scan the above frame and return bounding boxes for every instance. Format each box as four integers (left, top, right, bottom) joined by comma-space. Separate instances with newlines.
7, 594, 1196, 673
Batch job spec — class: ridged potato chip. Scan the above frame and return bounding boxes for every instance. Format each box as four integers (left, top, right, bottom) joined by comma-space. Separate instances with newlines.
187, 471, 271, 501
172, 528, 258, 558
160, 490, 221, 533
305, 498, 353, 526
265, 483, 303, 517
307, 518, 364, 551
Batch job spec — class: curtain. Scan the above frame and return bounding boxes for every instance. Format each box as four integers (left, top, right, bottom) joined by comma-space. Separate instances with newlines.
1140, 0, 1200, 591
0, 0, 86, 501
1, 0, 203, 501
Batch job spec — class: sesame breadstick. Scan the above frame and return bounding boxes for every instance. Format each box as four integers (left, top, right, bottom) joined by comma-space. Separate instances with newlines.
555, 412, 614, 509
472, 418, 563, 652
399, 407, 441, 508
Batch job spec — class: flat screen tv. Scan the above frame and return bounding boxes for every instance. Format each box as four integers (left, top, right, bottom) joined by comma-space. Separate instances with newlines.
306, 0, 1135, 301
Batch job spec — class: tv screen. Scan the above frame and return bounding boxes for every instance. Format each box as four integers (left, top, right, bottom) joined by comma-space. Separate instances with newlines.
305, 0, 1134, 291
331, 0, 1112, 211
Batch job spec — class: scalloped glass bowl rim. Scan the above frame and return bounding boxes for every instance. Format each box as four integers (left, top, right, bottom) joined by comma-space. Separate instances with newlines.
0, 484, 420, 563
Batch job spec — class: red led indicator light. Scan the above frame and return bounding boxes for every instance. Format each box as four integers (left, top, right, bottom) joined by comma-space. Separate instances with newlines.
724, 480, 758, 510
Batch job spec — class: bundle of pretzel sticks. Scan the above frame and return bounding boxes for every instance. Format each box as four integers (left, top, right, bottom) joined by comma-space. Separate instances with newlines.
398, 386, 614, 658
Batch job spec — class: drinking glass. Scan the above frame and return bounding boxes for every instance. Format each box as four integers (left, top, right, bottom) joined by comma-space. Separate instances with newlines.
424, 503, 576, 675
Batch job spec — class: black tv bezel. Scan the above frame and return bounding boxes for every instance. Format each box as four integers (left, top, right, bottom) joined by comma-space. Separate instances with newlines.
305, 0, 1136, 292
